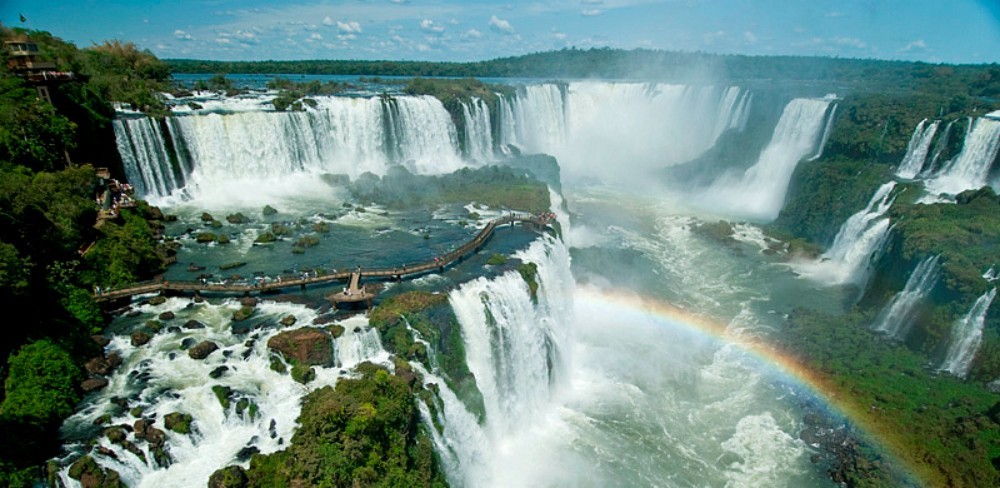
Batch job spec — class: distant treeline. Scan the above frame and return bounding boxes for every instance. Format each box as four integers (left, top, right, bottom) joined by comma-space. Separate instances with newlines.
167, 47, 1000, 95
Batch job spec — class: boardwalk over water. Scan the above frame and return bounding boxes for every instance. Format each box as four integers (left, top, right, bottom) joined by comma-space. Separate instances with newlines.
94, 214, 552, 304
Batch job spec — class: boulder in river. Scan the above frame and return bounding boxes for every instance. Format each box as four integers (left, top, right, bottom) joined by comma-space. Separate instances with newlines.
267, 327, 333, 367
85, 352, 122, 376
208, 465, 248, 488
188, 341, 219, 360
81, 378, 109, 393
130, 331, 151, 347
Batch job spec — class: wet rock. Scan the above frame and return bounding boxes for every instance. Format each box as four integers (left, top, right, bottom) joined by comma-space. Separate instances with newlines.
81, 378, 109, 393
153, 446, 172, 468
110, 397, 128, 409
240, 297, 258, 308
126, 309, 142, 317
91, 335, 111, 347
223, 350, 233, 358
262, 205, 277, 216
96, 446, 118, 460
188, 341, 219, 360
167, 327, 181, 334
210, 366, 229, 379
68, 455, 122, 488
104, 426, 127, 443
208, 465, 248, 488
226, 212, 249, 224
212, 385, 233, 409
130, 331, 151, 347
201, 212, 215, 222
280, 315, 297, 326
327, 324, 345, 338
164, 412, 193, 434
85, 352, 122, 376
183, 319, 205, 329
134, 419, 166, 449
168, 352, 176, 360
148, 296, 167, 306
267, 327, 333, 367
194, 295, 205, 303
158, 311, 175, 321
93, 414, 112, 426
312, 314, 336, 326
180, 337, 197, 349
235, 445, 259, 462
232, 306, 254, 322
269, 419, 277, 438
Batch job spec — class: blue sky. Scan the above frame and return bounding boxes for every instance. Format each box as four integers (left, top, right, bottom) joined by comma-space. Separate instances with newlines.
3, 0, 998, 63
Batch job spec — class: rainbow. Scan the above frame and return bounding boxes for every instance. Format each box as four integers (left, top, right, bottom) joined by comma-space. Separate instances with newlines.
579, 287, 926, 486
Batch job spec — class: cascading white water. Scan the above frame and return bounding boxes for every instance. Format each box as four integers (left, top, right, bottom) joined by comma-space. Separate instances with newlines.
496, 82, 750, 182
921, 117, 1000, 197
940, 288, 997, 378
57, 300, 388, 488
114, 117, 186, 197
896, 119, 941, 179
114, 95, 465, 200
807, 103, 837, 161
797, 182, 896, 286
697, 97, 835, 221
461, 97, 495, 163
425, 236, 573, 487
920, 120, 956, 178
874, 255, 941, 338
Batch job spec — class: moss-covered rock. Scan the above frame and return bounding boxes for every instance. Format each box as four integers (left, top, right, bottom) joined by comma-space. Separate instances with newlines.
208, 465, 248, 488
267, 327, 333, 367
164, 412, 193, 434
241, 363, 445, 487
254, 232, 276, 244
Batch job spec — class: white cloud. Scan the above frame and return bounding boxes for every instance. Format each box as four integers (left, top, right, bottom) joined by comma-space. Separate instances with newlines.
310, 33, 323, 40
581, 0, 604, 4
552, 31, 567, 40
390, 0, 408, 3
448, 19, 460, 25
174, 29, 194, 41
581, 9, 602, 16
744, 30, 757, 43
421, 19, 445, 32
825, 11, 844, 18
417, 43, 431, 52
336, 21, 363, 33
337, 34, 357, 41
702, 30, 725, 44
463, 29, 483, 39
832, 36, 866, 49
489, 15, 514, 34
323, 16, 334, 26
214, 37, 231, 44
901, 39, 927, 52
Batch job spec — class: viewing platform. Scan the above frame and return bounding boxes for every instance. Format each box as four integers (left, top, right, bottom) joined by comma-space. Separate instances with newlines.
93, 213, 555, 307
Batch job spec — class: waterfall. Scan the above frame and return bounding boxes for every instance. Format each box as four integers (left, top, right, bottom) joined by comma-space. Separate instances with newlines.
896, 119, 941, 179
113, 95, 464, 200
922, 119, 956, 177
114, 117, 186, 197
495, 82, 750, 181
798, 182, 896, 285
698, 97, 836, 221
807, 103, 837, 161
422, 236, 572, 486
874, 255, 941, 338
940, 288, 997, 378
922, 117, 1000, 197
461, 97, 495, 162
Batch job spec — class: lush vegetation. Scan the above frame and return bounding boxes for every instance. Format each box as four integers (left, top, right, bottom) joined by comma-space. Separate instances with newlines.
369, 291, 483, 417
350, 164, 550, 215
778, 308, 1000, 487
167, 48, 999, 92
768, 68, 1000, 485
0, 26, 170, 485
221, 362, 445, 487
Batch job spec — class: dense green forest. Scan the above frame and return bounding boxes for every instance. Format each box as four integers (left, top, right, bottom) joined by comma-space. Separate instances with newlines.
168, 47, 1000, 95
0, 26, 170, 485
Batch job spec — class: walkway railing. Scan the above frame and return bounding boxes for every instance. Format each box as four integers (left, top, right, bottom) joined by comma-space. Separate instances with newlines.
93, 213, 550, 303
